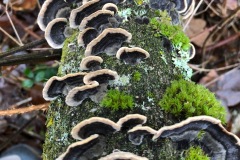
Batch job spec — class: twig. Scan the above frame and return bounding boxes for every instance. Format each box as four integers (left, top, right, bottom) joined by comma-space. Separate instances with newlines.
11, 97, 32, 109
183, 0, 204, 31
0, 27, 22, 46
0, 38, 46, 58
0, 103, 49, 116
5, 3, 23, 46
0, 115, 37, 151
189, 63, 240, 72
0, 49, 61, 66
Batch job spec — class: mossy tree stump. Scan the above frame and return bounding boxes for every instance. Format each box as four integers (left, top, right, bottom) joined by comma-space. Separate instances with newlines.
43, 4, 188, 160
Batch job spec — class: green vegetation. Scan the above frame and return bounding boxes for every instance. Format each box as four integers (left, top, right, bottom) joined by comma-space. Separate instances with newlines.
149, 11, 190, 51
132, 71, 142, 81
184, 146, 210, 160
158, 79, 226, 123
22, 65, 58, 88
100, 89, 134, 111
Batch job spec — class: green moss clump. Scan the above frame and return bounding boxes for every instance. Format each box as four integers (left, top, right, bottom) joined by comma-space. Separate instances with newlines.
158, 79, 226, 123
100, 89, 134, 111
184, 146, 210, 160
132, 71, 142, 81
149, 11, 190, 51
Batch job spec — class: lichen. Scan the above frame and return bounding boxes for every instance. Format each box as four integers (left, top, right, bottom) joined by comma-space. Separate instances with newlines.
100, 89, 134, 111
158, 79, 227, 123
184, 146, 210, 160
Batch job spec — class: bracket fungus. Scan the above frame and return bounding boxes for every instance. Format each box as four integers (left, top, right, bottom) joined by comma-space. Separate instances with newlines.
45, 18, 68, 49
71, 117, 120, 140
189, 43, 196, 60
99, 151, 148, 160
173, 0, 195, 18
79, 10, 115, 31
42, 72, 87, 101
83, 69, 118, 85
69, 0, 123, 29
65, 81, 100, 106
78, 27, 99, 48
80, 56, 103, 71
102, 3, 118, 14
85, 28, 132, 56
37, 0, 81, 31
117, 114, 147, 130
128, 126, 157, 145
56, 134, 105, 160
152, 116, 240, 159
116, 47, 150, 65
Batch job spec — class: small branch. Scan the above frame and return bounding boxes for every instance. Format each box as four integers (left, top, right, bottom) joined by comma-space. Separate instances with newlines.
0, 49, 61, 66
0, 103, 49, 116
0, 38, 47, 58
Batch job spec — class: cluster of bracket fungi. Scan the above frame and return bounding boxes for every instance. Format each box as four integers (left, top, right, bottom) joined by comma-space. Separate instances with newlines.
55, 114, 240, 159
37, 0, 240, 159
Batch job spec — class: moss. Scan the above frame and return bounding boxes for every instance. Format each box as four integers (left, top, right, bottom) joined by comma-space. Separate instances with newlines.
184, 146, 210, 160
100, 89, 134, 111
149, 11, 190, 51
158, 79, 227, 123
132, 71, 142, 81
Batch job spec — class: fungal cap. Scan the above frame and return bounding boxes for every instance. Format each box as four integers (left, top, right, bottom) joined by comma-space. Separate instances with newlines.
56, 134, 100, 160
37, 0, 71, 31
69, 0, 99, 29
99, 151, 148, 160
181, 0, 195, 19
117, 114, 147, 129
83, 69, 118, 84
65, 81, 99, 107
80, 56, 103, 71
152, 115, 240, 145
116, 47, 150, 65
78, 27, 98, 48
173, 0, 188, 14
85, 28, 132, 56
128, 126, 157, 135
79, 10, 114, 31
102, 3, 118, 14
71, 117, 120, 140
45, 18, 68, 48
42, 72, 87, 101
189, 43, 195, 59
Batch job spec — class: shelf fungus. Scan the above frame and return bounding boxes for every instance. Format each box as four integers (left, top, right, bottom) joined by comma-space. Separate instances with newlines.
116, 47, 150, 65
85, 28, 132, 56
83, 69, 118, 85
79, 10, 115, 31
37, 0, 81, 31
99, 151, 148, 160
102, 3, 118, 14
172, 0, 195, 18
65, 81, 100, 106
117, 114, 147, 130
42, 72, 87, 101
69, 0, 123, 29
45, 18, 68, 48
189, 43, 196, 60
56, 134, 105, 160
152, 116, 240, 159
78, 27, 99, 48
128, 126, 157, 145
71, 117, 121, 140
80, 56, 103, 71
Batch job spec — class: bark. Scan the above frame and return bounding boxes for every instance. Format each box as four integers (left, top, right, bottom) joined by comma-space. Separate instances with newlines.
43, 4, 185, 160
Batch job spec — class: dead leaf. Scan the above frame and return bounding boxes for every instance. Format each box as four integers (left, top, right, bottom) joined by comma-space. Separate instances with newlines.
11, 0, 38, 11
199, 70, 219, 85
185, 18, 214, 47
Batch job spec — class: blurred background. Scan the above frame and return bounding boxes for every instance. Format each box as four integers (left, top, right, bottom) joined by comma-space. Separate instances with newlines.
0, 0, 239, 159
